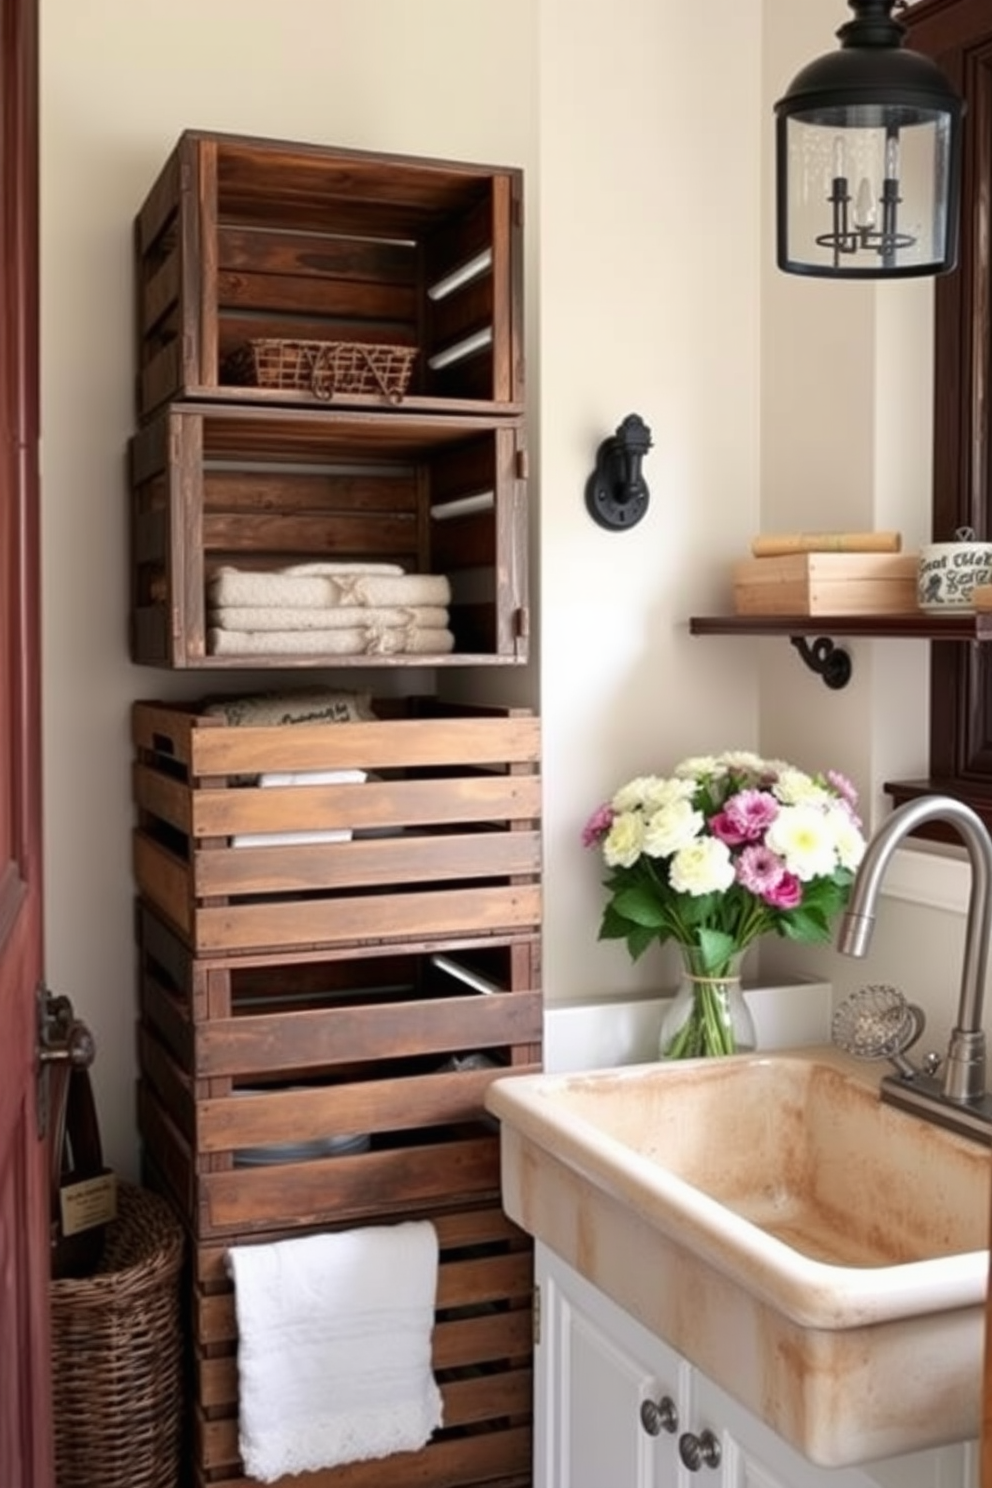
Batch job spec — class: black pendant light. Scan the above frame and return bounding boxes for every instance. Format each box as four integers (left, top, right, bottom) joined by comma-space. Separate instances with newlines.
775, 0, 964, 279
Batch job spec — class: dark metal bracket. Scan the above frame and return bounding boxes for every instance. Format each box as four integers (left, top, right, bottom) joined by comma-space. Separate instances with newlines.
585, 413, 653, 530
789, 635, 853, 689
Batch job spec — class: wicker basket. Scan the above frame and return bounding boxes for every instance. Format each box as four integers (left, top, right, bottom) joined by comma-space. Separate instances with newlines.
50, 1182, 185, 1488
225, 338, 418, 403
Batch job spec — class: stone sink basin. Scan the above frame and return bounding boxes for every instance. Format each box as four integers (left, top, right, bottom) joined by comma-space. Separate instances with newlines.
484, 1048, 990, 1467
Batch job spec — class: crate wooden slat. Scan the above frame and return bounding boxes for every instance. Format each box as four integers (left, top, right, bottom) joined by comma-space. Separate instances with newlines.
132, 699, 541, 954
139, 987, 542, 1089
129, 404, 529, 668
193, 1425, 532, 1488
134, 130, 524, 424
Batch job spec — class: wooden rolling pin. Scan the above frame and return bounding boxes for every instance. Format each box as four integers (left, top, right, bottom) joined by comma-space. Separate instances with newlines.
750, 531, 902, 558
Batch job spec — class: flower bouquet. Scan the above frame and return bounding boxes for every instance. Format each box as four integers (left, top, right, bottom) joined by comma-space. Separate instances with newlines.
582, 750, 867, 1058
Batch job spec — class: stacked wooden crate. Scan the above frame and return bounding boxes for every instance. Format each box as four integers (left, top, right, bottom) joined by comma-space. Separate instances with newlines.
130, 129, 528, 670
128, 131, 539, 1488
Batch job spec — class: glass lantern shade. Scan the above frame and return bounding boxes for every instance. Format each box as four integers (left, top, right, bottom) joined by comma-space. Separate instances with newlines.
775, 4, 964, 280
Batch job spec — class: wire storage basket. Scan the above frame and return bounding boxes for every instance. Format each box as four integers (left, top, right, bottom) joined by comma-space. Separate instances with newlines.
225, 337, 418, 403
50, 1181, 185, 1488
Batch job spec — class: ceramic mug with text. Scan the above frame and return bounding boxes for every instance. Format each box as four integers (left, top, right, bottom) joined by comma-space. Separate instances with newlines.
917, 540, 992, 612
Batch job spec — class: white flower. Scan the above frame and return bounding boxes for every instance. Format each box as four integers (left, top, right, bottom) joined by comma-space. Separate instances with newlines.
603, 810, 645, 868
716, 750, 766, 774
669, 836, 736, 896
772, 768, 832, 808
827, 805, 866, 872
764, 804, 838, 881
612, 776, 661, 813
641, 775, 697, 812
673, 754, 724, 781
642, 799, 704, 858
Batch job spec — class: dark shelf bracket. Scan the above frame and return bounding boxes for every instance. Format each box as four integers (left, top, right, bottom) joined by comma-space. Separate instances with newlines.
789, 635, 852, 690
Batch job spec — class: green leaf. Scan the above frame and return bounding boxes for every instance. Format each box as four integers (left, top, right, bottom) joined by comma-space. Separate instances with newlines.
598, 903, 634, 941
779, 908, 832, 943
613, 884, 667, 930
695, 927, 739, 975
626, 923, 658, 962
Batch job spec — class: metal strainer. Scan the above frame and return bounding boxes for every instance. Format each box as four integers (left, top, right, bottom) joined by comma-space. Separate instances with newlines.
831, 984, 926, 1075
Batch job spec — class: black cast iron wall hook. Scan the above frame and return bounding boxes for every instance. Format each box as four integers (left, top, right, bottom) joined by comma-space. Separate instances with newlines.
585, 413, 653, 530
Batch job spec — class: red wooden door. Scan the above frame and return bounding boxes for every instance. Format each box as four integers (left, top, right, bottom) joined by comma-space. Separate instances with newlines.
0, 0, 53, 1482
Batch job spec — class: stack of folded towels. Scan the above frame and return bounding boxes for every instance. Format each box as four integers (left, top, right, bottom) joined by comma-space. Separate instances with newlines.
206, 562, 454, 657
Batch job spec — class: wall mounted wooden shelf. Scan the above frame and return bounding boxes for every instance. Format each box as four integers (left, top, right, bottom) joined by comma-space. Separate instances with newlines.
689, 613, 992, 689
689, 613, 992, 641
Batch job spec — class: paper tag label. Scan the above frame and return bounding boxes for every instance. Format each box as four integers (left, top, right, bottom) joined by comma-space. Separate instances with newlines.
60, 1171, 117, 1237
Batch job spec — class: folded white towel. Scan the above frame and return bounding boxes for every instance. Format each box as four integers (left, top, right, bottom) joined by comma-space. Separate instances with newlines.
227, 1223, 443, 1482
207, 626, 456, 657
259, 769, 367, 788
231, 828, 352, 848
319, 574, 452, 609
207, 566, 451, 610
208, 604, 450, 632
283, 562, 405, 576
231, 769, 367, 848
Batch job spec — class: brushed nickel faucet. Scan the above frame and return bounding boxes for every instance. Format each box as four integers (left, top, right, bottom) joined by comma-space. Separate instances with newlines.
837, 794, 992, 1143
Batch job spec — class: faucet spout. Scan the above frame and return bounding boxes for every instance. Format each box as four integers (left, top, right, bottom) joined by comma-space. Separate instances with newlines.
837, 794, 992, 1106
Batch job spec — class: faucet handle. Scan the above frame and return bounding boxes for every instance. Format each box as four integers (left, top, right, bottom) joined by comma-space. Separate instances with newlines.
920, 1050, 942, 1077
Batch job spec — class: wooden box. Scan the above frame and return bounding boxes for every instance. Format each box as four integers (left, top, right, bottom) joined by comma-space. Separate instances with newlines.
134, 130, 524, 424
732, 552, 919, 616
179, 1205, 533, 1488
129, 403, 529, 668
135, 901, 542, 1240
132, 697, 542, 957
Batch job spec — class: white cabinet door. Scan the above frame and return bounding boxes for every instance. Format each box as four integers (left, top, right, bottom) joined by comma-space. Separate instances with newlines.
536, 1243, 688, 1488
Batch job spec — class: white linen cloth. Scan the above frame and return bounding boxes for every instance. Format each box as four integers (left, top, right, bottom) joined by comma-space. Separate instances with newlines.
208, 604, 449, 632
226, 1222, 443, 1482
208, 625, 455, 657
207, 564, 450, 610
231, 768, 366, 848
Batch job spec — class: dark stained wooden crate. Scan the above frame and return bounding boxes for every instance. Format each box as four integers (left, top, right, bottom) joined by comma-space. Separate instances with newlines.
131, 698, 542, 956
135, 900, 542, 1239
134, 130, 524, 424
167, 1203, 534, 1488
129, 403, 529, 669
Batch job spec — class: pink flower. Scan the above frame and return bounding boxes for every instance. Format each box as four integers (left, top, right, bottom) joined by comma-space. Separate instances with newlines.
763, 870, 803, 910
735, 844, 785, 895
582, 803, 615, 847
827, 770, 858, 809
837, 796, 863, 830
709, 810, 749, 847
723, 788, 779, 841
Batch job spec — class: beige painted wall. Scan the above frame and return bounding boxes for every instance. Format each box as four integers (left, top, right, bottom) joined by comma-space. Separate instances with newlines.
40, 0, 973, 1176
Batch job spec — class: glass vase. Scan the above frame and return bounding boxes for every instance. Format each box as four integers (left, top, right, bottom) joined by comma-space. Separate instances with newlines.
658, 949, 756, 1060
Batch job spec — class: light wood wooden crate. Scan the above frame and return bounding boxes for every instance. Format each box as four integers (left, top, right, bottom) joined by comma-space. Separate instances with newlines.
732, 552, 919, 616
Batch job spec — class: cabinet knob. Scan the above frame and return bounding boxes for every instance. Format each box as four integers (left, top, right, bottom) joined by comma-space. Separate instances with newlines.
679, 1428, 722, 1471
640, 1394, 678, 1436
